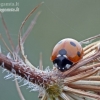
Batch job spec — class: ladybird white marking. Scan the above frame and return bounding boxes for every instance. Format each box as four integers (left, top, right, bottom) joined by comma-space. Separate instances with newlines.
63, 55, 67, 58
65, 64, 71, 69
57, 54, 61, 57
62, 67, 65, 69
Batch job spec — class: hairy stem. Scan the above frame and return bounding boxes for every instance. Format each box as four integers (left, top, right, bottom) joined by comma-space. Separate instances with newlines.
0, 53, 50, 85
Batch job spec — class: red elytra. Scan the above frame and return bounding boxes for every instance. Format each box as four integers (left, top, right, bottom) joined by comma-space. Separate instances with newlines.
51, 38, 83, 72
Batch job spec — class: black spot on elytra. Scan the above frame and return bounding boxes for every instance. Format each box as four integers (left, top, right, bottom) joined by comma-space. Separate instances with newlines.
77, 51, 81, 57
70, 41, 76, 47
59, 49, 67, 55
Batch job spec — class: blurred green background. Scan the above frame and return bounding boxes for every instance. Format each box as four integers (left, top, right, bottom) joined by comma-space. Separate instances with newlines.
0, 0, 100, 100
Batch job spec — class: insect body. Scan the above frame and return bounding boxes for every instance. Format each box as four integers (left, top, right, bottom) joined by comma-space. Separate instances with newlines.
51, 38, 83, 72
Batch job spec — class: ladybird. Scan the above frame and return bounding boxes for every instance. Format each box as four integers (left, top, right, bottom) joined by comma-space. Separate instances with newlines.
51, 38, 83, 72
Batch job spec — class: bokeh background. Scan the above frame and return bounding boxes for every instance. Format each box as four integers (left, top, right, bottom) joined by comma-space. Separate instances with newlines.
0, 0, 100, 100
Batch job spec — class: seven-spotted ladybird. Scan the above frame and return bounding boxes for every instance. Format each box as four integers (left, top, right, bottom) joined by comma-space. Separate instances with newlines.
51, 38, 83, 72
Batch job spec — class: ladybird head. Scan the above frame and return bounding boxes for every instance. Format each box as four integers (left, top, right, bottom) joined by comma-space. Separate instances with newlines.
53, 49, 73, 72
